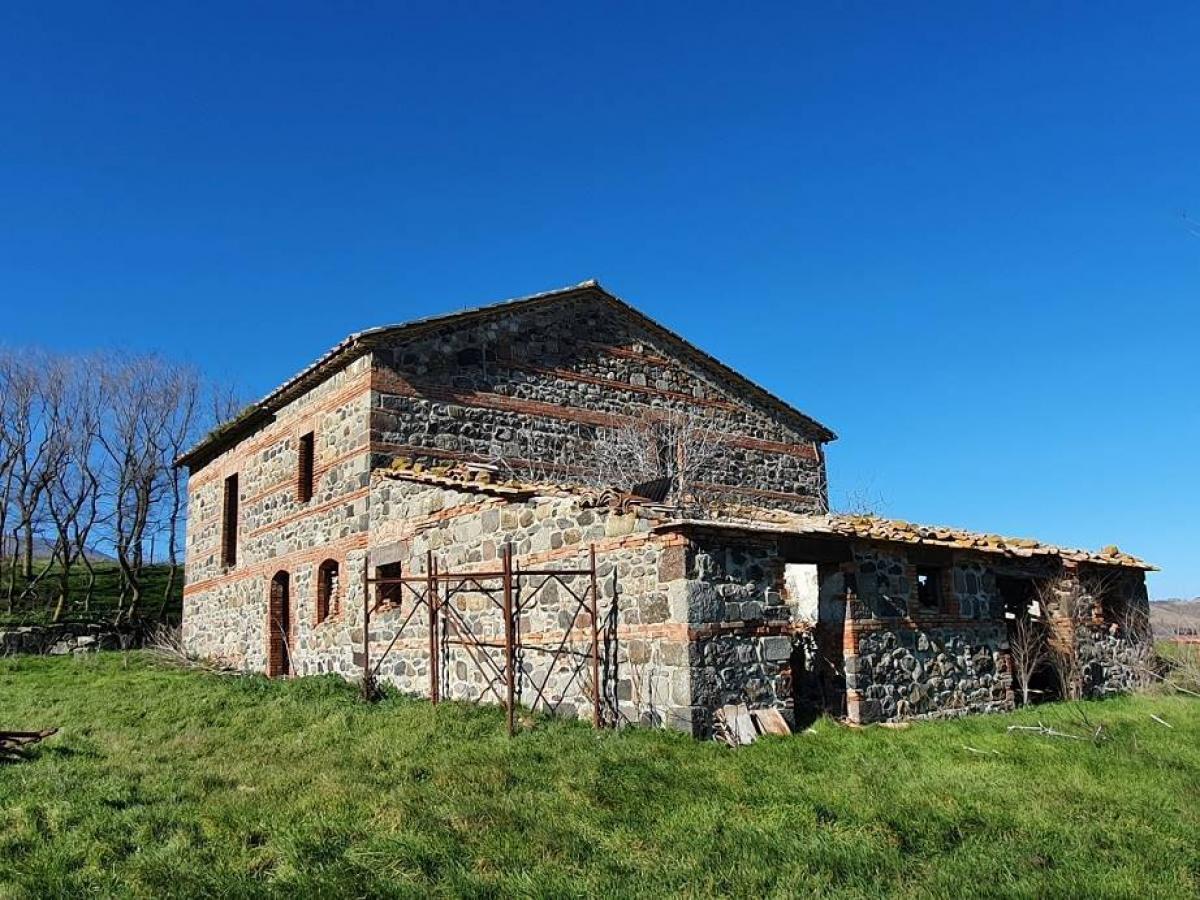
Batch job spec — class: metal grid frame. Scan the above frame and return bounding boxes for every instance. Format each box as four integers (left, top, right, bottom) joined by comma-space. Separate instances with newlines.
361, 543, 606, 735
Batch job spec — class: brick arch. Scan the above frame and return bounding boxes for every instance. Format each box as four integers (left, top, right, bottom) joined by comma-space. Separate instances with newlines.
267, 571, 291, 677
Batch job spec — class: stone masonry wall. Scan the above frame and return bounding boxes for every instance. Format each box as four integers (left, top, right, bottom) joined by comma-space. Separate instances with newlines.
674, 531, 813, 735
0, 622, 145, 656
369, 295, 827, 512
844, 544, 1014, 723
848, 625, 1011, 722
363, 476, 695, 730
1076, 566, 1153, 699
183, 355, 373, 671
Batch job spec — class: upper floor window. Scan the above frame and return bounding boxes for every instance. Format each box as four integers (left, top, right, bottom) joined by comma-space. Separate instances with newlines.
221, 473, 239, 568
297, 432, 315, 503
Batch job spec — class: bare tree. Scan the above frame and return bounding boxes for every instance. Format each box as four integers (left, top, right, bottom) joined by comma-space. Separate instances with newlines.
208, 381, 245, 428
587, 408, 726, 513
1036, 574, 1090, 701
0, 346, 230, 624
0, 351, 22, 610
1, 350, 58, 588
1009, 614, 1050, 706
483, 427, 589, 487
1034, 568, 1137, 701
159, 367, 201, 618
43, 358, 103, 621
96, 355, 179, 622
1119, 599, 1158, 691
833, 483, 887, 517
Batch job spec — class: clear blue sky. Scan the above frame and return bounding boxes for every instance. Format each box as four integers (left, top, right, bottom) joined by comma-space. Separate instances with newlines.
2, 3, 1197, 596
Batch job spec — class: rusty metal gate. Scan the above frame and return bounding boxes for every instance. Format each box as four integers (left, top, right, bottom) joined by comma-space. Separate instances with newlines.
361, 543, 609, 735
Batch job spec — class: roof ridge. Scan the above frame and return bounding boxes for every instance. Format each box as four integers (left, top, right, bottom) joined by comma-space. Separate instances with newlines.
177, 279, 835, 469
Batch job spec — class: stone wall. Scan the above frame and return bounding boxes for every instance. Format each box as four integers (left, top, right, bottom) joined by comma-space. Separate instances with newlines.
1082, 626, 1152, 697
363, 475, 696, 730
952, 558, 998, 620
369, 295, 827, 512
853, 546, 911, 619
847, 625, 1011, 722
182, 355, 374, 671
671, 531, 817, 735
1075, 566, 1153, 699
0, 622, 145, 656
843, 544, 1015, 723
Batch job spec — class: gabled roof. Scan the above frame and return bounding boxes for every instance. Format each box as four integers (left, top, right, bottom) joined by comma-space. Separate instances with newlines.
176, 280, 837, 471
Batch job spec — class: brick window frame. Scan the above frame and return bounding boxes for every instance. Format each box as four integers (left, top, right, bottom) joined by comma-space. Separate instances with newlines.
221, 473, 239, 568
297, 432, 315, 503
316, 558, 340, 624
267, 570, 291, 677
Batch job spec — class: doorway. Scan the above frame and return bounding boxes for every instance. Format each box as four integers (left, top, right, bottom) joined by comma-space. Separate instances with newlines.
268, 571, 291, 677
998, 575, 1060, 704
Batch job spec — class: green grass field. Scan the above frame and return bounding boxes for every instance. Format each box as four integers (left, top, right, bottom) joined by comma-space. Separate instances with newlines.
0, 563, 181, 628
1, 654, 1197, 898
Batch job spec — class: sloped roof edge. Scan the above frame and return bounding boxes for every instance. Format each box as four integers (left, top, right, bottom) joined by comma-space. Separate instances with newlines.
653, 513, 1156, 571
176, 279, 837, 470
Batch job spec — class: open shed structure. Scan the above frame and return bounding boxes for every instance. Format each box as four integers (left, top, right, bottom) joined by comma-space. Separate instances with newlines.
178, 281, 1152, 734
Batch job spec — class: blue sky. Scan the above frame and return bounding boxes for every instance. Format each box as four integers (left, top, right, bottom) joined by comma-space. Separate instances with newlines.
2, 3, 1197, 596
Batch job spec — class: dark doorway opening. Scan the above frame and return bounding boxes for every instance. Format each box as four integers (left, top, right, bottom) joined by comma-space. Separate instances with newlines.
998, 575, 1061, 705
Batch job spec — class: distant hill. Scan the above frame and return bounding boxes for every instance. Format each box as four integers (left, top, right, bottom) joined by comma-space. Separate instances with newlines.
1, 535, 114, 562
1150, 599, 1200, 638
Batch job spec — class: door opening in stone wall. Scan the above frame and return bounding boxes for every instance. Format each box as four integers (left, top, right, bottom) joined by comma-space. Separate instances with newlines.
781, 536, 853, 721
268, 571, 292, 678
999, 575, 1059, 704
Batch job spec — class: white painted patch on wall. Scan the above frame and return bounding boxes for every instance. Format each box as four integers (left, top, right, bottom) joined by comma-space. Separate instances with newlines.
785, 563, 820, 622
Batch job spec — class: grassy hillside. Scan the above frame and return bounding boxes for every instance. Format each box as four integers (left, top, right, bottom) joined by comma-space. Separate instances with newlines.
0, 563, 181, 628
1152, 599, 1200, 638
1, 654, 1197, 897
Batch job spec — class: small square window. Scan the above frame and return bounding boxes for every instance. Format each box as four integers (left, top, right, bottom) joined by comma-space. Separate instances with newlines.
375, 562, 404, 607
916, 567, 942, 609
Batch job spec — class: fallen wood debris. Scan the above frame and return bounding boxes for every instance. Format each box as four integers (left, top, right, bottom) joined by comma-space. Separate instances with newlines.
1006, 722, 1086, 741
1150, 715, 1173, 729
0, 729, 58, 762
751, 707, 792, 736
713, 704, 793, 746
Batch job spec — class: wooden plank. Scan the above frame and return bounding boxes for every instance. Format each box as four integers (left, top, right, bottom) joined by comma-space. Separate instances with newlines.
751, 708, 792, 736
716, 704, 762, 746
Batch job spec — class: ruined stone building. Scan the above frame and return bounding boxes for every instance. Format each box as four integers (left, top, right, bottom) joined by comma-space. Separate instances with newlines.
178, 281, 1153, 734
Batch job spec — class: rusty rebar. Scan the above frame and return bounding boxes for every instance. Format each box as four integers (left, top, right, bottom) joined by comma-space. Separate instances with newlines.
503, 542, 516, 737
361, 552, 372, 700
428, 551, 439, 704
589, 543, 601, 729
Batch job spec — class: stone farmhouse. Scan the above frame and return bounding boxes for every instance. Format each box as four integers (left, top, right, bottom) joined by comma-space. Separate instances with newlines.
178, 281, 1152, 735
